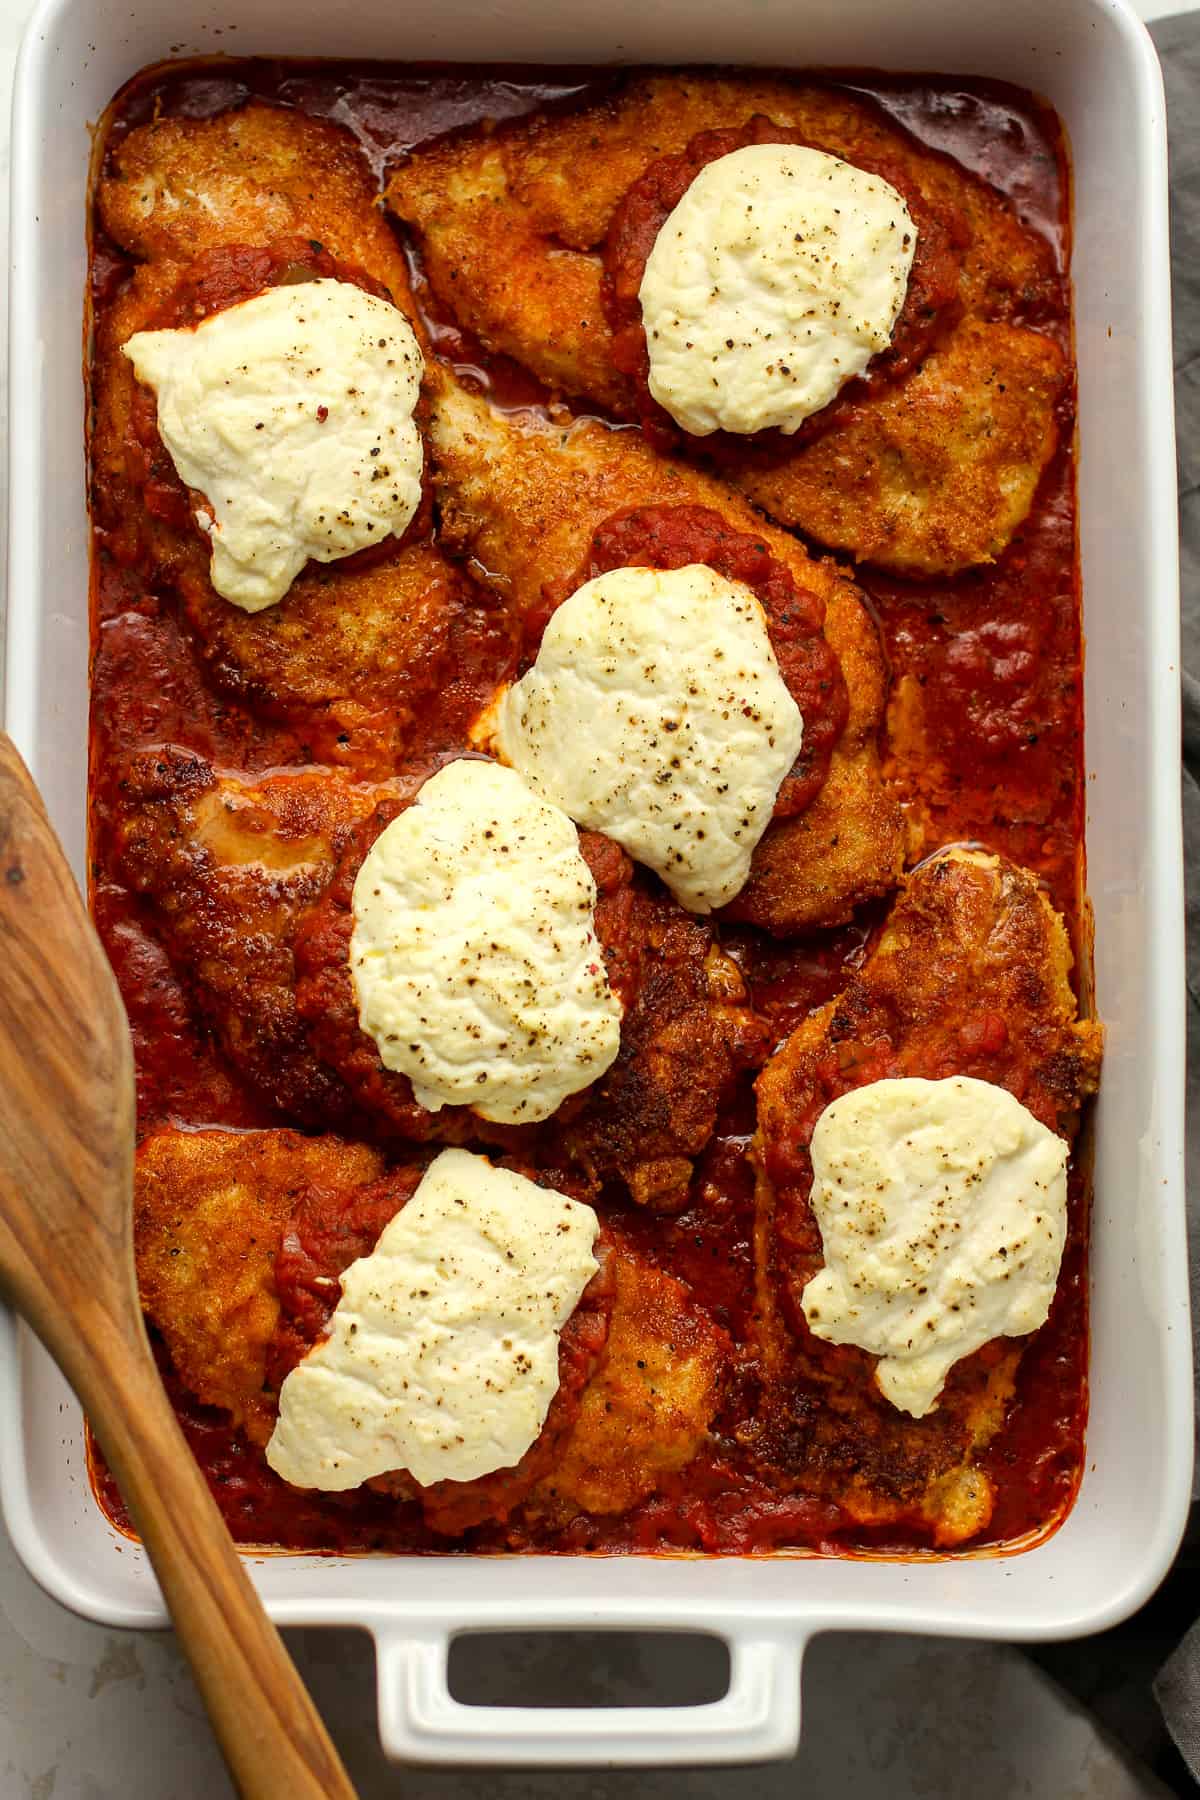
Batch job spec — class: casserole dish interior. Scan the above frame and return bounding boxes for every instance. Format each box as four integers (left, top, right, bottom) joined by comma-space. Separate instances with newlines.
2, 0, 1190, 1766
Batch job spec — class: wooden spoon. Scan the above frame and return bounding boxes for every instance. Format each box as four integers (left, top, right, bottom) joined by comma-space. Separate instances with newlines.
0, 733, 357, 1800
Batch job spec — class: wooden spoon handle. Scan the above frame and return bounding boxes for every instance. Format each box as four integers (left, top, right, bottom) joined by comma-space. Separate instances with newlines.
65, 1319, 359, 1800
0, 733, 358, 1800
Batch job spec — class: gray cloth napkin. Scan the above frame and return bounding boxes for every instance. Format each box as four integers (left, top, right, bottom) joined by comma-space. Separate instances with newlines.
1150, 12, 1200, 1784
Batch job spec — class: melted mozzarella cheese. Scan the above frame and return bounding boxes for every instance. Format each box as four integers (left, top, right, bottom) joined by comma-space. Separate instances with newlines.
639, 143, 916, 438
266, 1149, 599, 1491
349, 759, 621, 1124
802, 1076, 1068, 1417
492, 563, 803, 913
123, 279, 424, 612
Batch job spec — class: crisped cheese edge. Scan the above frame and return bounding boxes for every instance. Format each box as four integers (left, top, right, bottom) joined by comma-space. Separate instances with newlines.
124, 279, 424, 612
492, 563, 804, 913
349, 759, 622, 1124
801, 1076, 1068, 1417
265, 1149, 600, 1491
639, 143, 916, 437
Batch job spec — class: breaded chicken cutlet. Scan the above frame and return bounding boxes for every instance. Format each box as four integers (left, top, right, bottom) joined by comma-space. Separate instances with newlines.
115, 746, 766, 1207
428, 374, 905, 935
135, 1128, 729, 1534
93, 103, 504, 772
388, 72, 1068, 575
752, 849, 1102, 1546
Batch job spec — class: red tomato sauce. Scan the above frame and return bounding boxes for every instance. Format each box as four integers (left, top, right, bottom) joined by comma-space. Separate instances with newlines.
552, 503, 849, 817
88, 62, 1087, 1560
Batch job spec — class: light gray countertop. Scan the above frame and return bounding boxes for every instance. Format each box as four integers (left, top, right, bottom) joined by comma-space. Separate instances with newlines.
0, 1518, 1176, 1799
0, 0, 1191, 1790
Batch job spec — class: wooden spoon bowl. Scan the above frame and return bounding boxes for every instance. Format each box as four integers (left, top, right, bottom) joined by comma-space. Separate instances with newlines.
0, 732, 357, 1799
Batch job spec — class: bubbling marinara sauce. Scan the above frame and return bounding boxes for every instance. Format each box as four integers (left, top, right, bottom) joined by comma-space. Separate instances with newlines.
88, 61, 1086, 1559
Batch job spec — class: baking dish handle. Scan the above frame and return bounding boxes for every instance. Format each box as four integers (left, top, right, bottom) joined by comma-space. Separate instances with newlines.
373, 1624, 804, 1766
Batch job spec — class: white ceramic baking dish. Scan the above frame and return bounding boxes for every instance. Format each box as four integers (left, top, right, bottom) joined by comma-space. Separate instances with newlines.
1, 0, 1191, 1768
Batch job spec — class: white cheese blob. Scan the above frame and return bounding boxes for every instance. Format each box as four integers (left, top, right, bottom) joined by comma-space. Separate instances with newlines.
639, 143, 917, 438
802, 1076, 1068, 1417
349, 759, 621, 1124
493, 564, 804, 913
266, 1149, 600, 1491
123, 279, 424, 612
